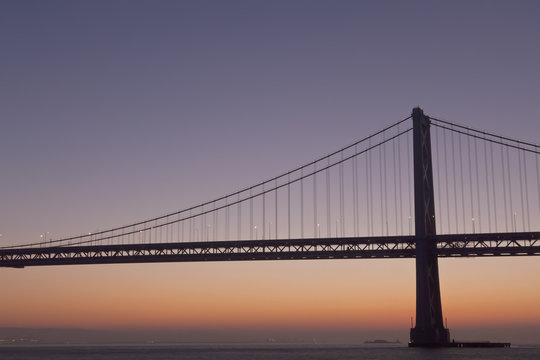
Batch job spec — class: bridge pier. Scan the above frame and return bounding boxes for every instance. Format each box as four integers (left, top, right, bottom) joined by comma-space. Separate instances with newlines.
409, 107, 450, 346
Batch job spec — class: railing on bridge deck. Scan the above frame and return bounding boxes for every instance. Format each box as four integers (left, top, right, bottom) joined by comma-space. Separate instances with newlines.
1, 232, 539, 268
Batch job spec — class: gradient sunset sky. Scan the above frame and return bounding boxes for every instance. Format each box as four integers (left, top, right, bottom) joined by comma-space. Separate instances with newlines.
1, 0, 540, 343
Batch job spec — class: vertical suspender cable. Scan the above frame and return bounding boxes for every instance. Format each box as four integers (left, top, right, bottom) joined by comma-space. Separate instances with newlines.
275, 179, 278, 239
393, 132, 398, 235
314, 163, 318, 237
506, 145, 514, 231
383, 132, 388, 235
352, 149, 357, 237
225, 198, 229, 240
172, 217, 174, 243
467, 133, 474, 232
343, 152, 346, 236
190, 210, 193, 241
490, 142, 498, 232
326, 158, 331, 237
288, 173, 291, 239
443, 128, 450, 233
340, 151, 345, 236
458, 133, 466, 231
484, 140, 491, 232
461, 134, 476, 230
262, 184, 266, 240
522, 150, 531, 231
155, 220, 162, 243
170, 217, 173, 243
435, 126, 442, 233
536, 151, 540, 217
451, 129, 458, 232
353, 145, 360, 236
379, 140, 384, 235
177, 213, 180, 242
166, 216, 169, 242
501, 143, 509, 231
398, 125, 404, 235
518, 148, 526, 232
366, 140, 371, 236
214, 202, 217, 241
201, 211, 205, 241
200, 209, 204, 242
352, 147, 358, 236
474, 136, 482, 232
250, 189, 253, 240
524, 150, 531, 231
197, 216, 201, 241
238, 193, 242, 240
370, 140, 374, 234
301, 168, 304, 238
354, 145, 361, 236
407, 132, 412, 235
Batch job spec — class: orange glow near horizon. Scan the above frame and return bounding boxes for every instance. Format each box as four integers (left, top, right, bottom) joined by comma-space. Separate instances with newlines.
2, 257, 539, 332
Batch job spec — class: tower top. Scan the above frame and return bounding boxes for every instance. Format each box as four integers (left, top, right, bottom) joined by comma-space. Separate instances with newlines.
412, 107, 425, 118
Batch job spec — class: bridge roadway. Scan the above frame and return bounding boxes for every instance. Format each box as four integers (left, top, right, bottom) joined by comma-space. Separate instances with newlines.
1, 232, 539, 268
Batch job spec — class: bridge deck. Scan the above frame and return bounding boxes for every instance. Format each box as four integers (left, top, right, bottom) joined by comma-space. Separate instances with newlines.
1, 232, 539, 268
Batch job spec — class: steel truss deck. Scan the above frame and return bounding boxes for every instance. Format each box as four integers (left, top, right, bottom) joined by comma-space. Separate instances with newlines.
1, 232, 539, 268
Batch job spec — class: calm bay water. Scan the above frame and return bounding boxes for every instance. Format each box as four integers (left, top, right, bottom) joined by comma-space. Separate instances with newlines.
1, 344, 539, 360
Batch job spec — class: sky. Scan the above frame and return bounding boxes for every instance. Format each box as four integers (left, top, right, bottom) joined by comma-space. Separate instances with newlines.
1, 0, 540, 344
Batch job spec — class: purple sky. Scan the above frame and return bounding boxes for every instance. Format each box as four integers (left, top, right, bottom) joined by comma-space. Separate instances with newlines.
1, 0, 540, 341
2, 0, 539, 243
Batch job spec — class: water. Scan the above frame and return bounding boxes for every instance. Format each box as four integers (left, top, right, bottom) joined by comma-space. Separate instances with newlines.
1, 344, 539, 360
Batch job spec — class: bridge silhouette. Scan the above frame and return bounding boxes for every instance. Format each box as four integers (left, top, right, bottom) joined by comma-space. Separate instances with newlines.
1, 108, 539, 346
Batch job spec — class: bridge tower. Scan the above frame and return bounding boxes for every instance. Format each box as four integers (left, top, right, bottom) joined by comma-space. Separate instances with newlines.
409, 107, 450, 346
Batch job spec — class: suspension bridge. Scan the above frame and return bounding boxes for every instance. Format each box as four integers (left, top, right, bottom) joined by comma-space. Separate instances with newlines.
1, 108, 539, 347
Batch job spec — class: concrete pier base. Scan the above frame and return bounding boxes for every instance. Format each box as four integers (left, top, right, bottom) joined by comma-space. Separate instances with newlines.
408, 340, 510, 348
409, 327, 450, 346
